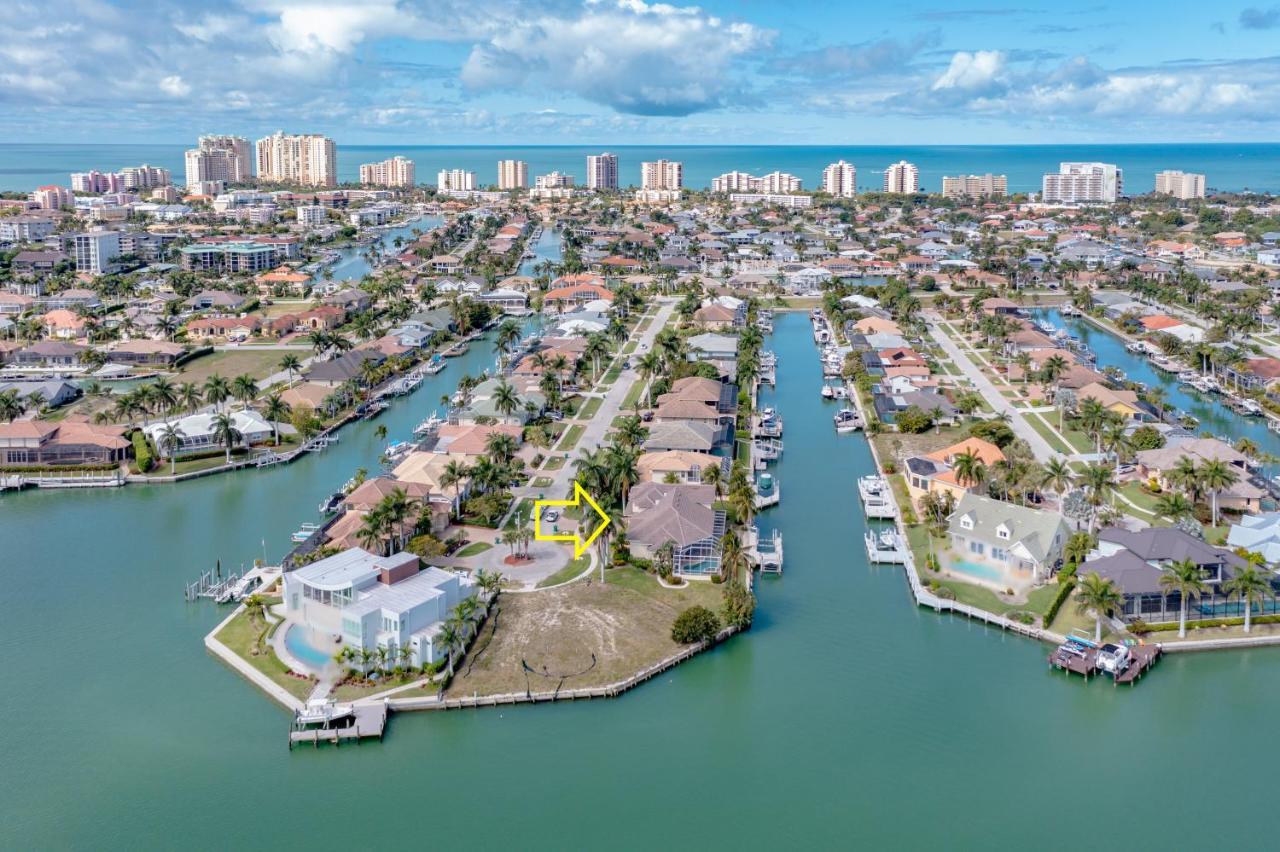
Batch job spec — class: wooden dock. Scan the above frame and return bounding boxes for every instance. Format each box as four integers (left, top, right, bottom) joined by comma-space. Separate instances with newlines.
288, 702, 387, 748
1049, 643, 1161, 684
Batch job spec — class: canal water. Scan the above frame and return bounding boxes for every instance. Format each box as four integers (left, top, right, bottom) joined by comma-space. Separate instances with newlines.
2, 311, 1277, 848
1036, 308, 1280, 468
325, 214, 444, 283
517, 224, 562, 277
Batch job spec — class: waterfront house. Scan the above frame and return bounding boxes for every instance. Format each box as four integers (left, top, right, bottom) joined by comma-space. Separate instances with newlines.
637, 450, 726, 484
143, 410, 273, 456
947, 493, 1068, 583
643, 421, 721, 454
543, 279, 613, 313
12, 340, 85, 367
1226, 513, 1280, 564
107, 340, 186, 367
686, 333, 738, 363
905, 437, 1006, 508
0, 379, 80, 409
1083, 527, 1249, 623
323, 288, 372, 313
623, 483, 725, 577
431, 423, 523, 457
0, 419, 129, 466
280, 382, 335, 413
282, 547, 476, 669
306, 350, 386, 387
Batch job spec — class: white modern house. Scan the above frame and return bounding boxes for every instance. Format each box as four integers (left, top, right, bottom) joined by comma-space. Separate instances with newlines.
143, 409, 273, 455
282, 548, 476, 668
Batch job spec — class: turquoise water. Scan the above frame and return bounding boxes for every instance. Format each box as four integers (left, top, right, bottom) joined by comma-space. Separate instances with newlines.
326, 215, 443, 283
284, 625, 334, 670
3, 143, 1279, 193
4, 311, 1280, 848
518, 226, 562, 277
1035, 309, 1280, 476
949, 557, 1005, 582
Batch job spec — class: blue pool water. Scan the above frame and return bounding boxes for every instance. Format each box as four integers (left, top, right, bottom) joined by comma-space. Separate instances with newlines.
948, 558, 1005, 583
285, 625, 335, 670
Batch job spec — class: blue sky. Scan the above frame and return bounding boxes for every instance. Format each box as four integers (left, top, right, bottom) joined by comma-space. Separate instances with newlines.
2, 0, 1279, 143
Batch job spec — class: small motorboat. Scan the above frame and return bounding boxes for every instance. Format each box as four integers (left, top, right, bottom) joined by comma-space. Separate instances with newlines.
1238, 399, 1263, 416
318, 491, 345, 514
833, 408, 863, 433
291, 523, 322, 543
821, 384, 836, 399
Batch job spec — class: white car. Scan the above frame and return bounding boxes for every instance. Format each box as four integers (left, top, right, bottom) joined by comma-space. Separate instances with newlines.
542, 509, 559, 523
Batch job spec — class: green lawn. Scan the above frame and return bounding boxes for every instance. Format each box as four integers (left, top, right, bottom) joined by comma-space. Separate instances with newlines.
456, 541, 494, 557
532, 476, 554, 488
578, 397, 603, 419
536, 555, 592, 588
620, 380, 647, 410
602, 366, 623, 384
173, 349, 285, 386
503, 498, 534, 531
213, 605, 315, 701
604, 565, 722, 609
556, 424, 585, 451
1118, 482, 1162, 517
543, 455, 566, 471
1025, 413, 1073, 455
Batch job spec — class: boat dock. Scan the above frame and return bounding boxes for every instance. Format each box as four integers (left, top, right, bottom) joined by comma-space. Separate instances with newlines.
1049, 642, 1161, 684
288, 701, 388, 748
748, 526, 784, 574
865, 529, 908, 564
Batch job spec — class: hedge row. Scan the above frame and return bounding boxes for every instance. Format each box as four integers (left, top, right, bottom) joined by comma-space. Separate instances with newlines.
1132, 613, 1280, 634
1043, 578, 1077, 629
0, 463, 118, 474
132, 431, 154, 473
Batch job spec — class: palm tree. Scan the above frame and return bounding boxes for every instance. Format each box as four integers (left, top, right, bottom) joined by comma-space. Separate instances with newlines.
952, 450, 987, 489
613, 415, 649, 450
204, 374, 230, 412
358, 505, 390, 555
1076, 398, 1108, 453
492, 380, 520, 423
1074, 571, 1124, 643
1198, 459, 1239, 527
636, 351, 662, 406
1040, 456, 1074, 504
701, 463, 724, 498
719, 531, 749, 583
485, 431, 518, 464
1079, 464, 1115, 532
1101, 422, 1131, 476
177, 382, 202, 414
606, 444, 641, 509
494, 318, 521, 361
156, 422, 184, 474
436, 621, 461, 678
149, 376, 178, 423
1169, 456, 1203, 501
0, 389, 22, 423
1156, 558, 1209, 637
231, 374, 259, 410
1154, 492, 1194, 522
260, 392, 290, 445
1224, 564, 1272, 633
439, 459, 470, 515
279, 353, 301, 385
211, 412, 242, 464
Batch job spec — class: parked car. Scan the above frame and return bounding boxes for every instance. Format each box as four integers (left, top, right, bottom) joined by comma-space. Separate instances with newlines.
542, 508, 559, 523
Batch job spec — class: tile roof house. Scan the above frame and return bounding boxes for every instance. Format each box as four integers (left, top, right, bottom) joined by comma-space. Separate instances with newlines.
643, 420, 721, 453
623, 482, 725, 577
636, 450, 726, 484
0, 420, 130, 465
947, 493, 1068, 583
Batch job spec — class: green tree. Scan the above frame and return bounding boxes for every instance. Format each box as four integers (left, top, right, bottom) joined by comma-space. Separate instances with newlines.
671, 605, 721, 644
1160, 559, 1208, 638
211, 412, 242, 464
1224, 564, 1272, 633
1074, 571, 1124, 644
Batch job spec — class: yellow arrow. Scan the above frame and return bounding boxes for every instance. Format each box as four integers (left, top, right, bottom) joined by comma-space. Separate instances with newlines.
533, 480, 612, 559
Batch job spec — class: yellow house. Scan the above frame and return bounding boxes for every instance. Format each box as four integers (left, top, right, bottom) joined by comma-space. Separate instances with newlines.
1075, 381, 1145, 420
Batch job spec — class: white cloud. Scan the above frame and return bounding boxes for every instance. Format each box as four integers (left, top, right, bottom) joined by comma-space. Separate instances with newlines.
932, 50, 1005, 91
159, 75, 191, 97
461, 0, 772, 115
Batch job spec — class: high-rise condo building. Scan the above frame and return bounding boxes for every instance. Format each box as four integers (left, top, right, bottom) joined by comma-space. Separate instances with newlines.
1041, 162, 1123, 203
71, 170, 123, 194
255, 132, 338, 187
184, 135, 252, 189
883, 161, 920, 193
72, 230, 122, 275
586, 153, 619, 190
359, 156, 416, 187
710, 171, 802, 193
118, 165, 170, 190
436, 169, 477, 191
640, 160, 683, 190
497, 160, 529, 189
1154, 170, 1205, 200
822, 161, 857, 197
31, 185, 75, 210
941, 174, 1008, 198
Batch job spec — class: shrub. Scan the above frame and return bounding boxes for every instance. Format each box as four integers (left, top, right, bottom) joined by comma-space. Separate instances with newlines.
721, 580, 756, 629
1042, 578, 1076, 628
895, 405, 934, 434
408, 533, 447, 558
132, 431, 154, 473
671, 605, 721, 644
882, 460, 898, 474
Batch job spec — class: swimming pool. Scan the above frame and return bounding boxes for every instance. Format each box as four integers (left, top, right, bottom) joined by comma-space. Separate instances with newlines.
285, 625, 336, 671
947, 558, 1006, 583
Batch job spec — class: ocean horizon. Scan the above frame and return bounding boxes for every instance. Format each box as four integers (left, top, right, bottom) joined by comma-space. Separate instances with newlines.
2, 142, 1278, 194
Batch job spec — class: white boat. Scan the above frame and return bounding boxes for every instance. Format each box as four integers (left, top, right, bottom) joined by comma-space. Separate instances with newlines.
865, 529, 907, 563
834, 408, 863, 433
217, 574, 260, 604
291, 522, 321, 543
383, 440, 413, 459
413, 414, 444, 436
1239, 399, 1264, 416
857, 475, 897, 519
821, 384, 836, 399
